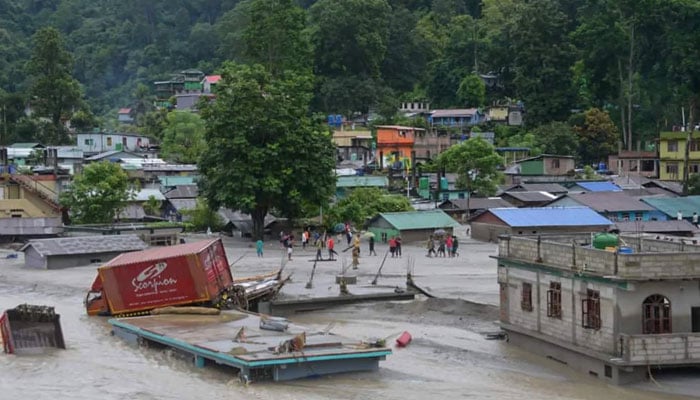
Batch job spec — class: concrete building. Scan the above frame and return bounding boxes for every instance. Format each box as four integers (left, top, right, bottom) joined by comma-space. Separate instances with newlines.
496, 233, 700, 384
504, 155, 575, 185
20, 235, 148, 269
77, 132, 152, 155
470, 207, 611, 242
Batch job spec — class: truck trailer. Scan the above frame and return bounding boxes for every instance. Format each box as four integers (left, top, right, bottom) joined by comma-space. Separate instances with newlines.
85, 238, 282, 316
1, 304, 65, 354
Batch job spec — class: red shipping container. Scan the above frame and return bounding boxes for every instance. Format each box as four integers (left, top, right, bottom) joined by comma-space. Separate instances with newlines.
92, 239, 233, 315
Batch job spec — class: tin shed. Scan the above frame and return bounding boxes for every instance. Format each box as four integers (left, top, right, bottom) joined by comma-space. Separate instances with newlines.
20, 235, 148, 269
367, 210, 459, 243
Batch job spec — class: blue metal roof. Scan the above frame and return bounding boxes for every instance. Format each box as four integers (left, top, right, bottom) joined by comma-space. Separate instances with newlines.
576, 181, 622, 192
488, 207, 612, 227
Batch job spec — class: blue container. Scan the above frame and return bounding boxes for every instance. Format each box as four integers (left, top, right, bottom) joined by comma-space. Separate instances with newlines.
618, 246, 633, 254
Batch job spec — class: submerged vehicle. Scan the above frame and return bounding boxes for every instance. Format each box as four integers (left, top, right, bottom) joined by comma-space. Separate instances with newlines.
85, 238, 283, 316
1, 304, 65, 354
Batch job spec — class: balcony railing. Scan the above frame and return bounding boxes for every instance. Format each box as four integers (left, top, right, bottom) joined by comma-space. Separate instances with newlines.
620, 333, 700, 364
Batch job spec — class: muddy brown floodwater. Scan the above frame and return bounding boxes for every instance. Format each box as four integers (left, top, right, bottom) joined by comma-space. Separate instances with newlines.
0, 230, 697, 399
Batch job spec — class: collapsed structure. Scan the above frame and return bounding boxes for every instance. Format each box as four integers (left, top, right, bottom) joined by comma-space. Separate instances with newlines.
495, 233, 700, 384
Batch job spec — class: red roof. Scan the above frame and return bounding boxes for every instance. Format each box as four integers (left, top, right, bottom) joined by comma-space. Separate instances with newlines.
101, 238, 222, 268
118, 108, 131, 114
205, 75, 221, 84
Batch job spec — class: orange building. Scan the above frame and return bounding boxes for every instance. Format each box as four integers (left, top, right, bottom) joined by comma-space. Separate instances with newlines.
375, 125, 425, 169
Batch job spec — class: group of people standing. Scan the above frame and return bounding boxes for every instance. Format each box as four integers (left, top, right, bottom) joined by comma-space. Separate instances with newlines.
426, 235, 458, 258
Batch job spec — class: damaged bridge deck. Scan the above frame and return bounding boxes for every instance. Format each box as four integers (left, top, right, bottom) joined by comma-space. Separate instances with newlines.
109, 310, 391, 382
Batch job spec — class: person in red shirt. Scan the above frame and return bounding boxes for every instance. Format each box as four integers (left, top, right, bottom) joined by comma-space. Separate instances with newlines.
388, 237, 397, 258
327, 237, 337, 260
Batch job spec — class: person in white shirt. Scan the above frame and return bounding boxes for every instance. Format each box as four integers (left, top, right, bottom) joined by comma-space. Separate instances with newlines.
677, 210, 683, 221
693, 212, 699, 226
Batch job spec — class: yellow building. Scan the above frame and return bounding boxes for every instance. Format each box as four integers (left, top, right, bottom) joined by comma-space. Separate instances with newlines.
0, 174, 61, 218
658, 131, 700, 181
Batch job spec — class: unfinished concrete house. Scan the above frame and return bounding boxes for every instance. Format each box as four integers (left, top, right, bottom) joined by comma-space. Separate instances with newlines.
496, 233, 700, 384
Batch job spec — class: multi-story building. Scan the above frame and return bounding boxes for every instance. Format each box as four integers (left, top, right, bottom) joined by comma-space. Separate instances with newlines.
658, 131, 700, 180
375, 125, 423, 170
497, 233, 700, 384
0, 173, 63, 239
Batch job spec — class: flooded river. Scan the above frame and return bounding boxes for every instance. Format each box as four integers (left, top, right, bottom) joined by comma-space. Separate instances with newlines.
0, 236, 697, 399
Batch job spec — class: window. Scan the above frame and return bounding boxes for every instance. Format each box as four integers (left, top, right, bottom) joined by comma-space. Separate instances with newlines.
691, 140, 700, 152
667, 140, 678, 152
84, 139, 93, 146
691, 164, 700, 174
635, 212, 643, 221
642, 294, 671, 334
621, 213, 630, 221
106, 137, 113, 146
666, 163, 679, 175
547, 281, 562, 318
551, 159, 560, 168
582, 289, 601, 330
521, 282, 533, 312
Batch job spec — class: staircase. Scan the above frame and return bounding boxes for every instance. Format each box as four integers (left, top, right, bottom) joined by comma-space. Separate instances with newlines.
10, 175, 62, 212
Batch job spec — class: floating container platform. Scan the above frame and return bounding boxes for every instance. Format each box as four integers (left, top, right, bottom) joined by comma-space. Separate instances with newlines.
109, 310, 391, 382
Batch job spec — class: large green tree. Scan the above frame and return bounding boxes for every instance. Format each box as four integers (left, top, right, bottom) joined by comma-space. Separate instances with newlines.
309, 0, 391, 115
572, 108, 619, 166
27, 27, 82, 142
199, 62, 336, 239
59, 161, 131, 224
507, 0, 575, 126
325, 187, 413, 228
160, 111, 207, 164
533, 121, 578, 156
437, 137, 502, 216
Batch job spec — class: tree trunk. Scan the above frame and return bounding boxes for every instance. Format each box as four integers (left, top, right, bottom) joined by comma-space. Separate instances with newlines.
684, 96, 697, 195
626, 25, 634, 151
617, 59, 628, 149
251, 207, 267, 241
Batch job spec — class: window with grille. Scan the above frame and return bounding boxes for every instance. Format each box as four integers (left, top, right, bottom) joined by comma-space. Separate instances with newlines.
521, 282, 533, 312
642, 294, 671, 334
547, 282, 562, 318
582, 289, 601, 330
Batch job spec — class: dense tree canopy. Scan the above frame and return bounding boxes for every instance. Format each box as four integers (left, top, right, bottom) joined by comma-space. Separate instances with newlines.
59, 161, 131, 224
325, 187, 413, 228
0, 0, 698, 155
437, 137, 502, 197
199, 62, 336, 239
160, 111, 207, 164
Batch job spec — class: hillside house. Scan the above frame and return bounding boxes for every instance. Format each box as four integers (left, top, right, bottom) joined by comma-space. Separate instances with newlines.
375, 125, 423, 170
77, 132, 151, 154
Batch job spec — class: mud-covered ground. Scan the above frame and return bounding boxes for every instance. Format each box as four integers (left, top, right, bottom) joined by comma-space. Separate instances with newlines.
0, 229, 697, 399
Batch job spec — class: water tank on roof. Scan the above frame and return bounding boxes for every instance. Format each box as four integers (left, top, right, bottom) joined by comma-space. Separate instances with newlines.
592, 233, 619, 250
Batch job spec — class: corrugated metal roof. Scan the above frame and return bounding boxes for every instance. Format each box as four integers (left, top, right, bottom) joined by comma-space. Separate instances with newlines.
169, 198, 197, 211
503, 191, 558, 202
440, 198, 513, 210
20, 234, 147, 257
576, 181, 622, 192
102, 238, 220, 268
487, 207, 612, 227
130, 189, 166, 201
509, 183, 568, 194
558, 192, 656, 212
336, 176, 388, 188
613, 220, 699, 233
164, 185, 199, 199
374, 210, 459, 230
641, 196, 700, 219
430, 108, 479, 118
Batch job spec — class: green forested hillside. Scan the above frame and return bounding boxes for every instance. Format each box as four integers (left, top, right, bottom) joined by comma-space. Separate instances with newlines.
0, 0, 699, 151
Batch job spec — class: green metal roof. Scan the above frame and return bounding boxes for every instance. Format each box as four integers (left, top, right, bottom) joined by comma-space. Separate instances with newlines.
374, 209, 459, 230
336, 176, 389, 188
158, 175, 198, 187
641, 196, 700, 219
